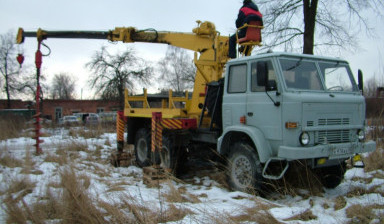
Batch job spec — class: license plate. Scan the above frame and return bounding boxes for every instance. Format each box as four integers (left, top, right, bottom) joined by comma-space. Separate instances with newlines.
332, 147, 351, 155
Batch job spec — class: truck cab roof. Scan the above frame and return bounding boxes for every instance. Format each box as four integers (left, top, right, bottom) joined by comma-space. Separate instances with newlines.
229, 52, 349, 64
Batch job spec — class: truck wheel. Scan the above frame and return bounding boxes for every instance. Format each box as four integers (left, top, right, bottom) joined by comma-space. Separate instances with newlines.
134, 128, 151, 167
159, 134, 186, 175
159, 135, 178, 172
160, 135, 173, 171
227, 142, 263, 193
316, 162, 346, 189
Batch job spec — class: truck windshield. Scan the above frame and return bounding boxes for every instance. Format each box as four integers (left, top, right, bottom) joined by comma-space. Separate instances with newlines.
280, 59, 323, 91
280, 58, 358, 92
318, 62, 357, 92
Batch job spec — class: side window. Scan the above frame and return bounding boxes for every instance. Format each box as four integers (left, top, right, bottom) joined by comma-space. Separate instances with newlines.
228, 64, 247, 93
251, 60, 276, 92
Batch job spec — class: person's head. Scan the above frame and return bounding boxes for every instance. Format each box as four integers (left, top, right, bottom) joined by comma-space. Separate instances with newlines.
243, 0, 253, 4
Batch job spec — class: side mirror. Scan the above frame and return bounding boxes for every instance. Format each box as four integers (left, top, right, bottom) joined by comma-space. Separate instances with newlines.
256, 61, 268, 89
358, 69, 364, 94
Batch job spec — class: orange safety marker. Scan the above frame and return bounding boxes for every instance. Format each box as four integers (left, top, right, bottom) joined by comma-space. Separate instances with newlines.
116, 111, 127, 153
151, 112, 163, 153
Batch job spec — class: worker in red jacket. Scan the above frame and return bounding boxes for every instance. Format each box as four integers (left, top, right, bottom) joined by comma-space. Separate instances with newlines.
229, 0, 263, 58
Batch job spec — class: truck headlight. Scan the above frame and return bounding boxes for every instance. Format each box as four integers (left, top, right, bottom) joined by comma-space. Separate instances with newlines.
300, 132, 310, 146
357, 130, 365, 141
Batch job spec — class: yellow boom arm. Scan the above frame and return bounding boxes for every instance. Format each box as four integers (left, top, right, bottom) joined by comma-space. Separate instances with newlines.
17, 21, 230, 119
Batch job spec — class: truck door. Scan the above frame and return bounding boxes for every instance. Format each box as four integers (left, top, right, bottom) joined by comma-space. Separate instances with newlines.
246, 60, 282, 143
222, 63, 248, 129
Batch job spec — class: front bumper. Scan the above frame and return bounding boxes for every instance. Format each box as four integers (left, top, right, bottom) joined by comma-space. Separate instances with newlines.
277, 140, 376, 161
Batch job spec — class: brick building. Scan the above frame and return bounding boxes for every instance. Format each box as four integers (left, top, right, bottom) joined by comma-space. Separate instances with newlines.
42, 99, 120, 121
0, 100, 32, 110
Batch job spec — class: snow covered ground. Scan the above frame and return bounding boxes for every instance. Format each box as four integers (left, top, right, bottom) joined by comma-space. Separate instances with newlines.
0, 127, 383, 223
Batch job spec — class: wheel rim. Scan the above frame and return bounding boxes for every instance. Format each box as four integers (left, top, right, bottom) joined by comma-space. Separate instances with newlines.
231, 155, 253, 188
160, 144, 171, 169
136, 138, 148, 162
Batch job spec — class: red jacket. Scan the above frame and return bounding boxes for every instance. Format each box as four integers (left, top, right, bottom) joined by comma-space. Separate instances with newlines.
236, 2, 263, 28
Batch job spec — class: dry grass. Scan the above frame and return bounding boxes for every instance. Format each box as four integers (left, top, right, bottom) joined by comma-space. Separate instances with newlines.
3, 163, 194, 223
27, 188, 64, 221
119, 195, 156, 223
4, 184, 196, 224
59, 167, 106, 223
20, 148, 44, 175
0, 116, 27, 140
3, 199, 29, 223
367, 117, 384, 141
68, 124, 113, 139
44, 140, 90, 165
334, 196, 347, 210
106, 182, 129, 192
162, 182, 201, 203
284, 209, 317, 222
3, 166, 106, 224
222, 202, 281, 224
264, 161, 324, 198
345, 185, 384, 198
97, 199, 137, 223
346, 204, 384, 224
350, 176, 374, 184
104, 137, 111, 147
364, 147, 384, 172
2, 176, 37, 223
0, 146, 23, 168
44, 152, 68, 165
99, 192, 194, 224
66, 139, 89, 152
162, 204, 194, 222
364, 117, 384, 173
2, 176, 36, 198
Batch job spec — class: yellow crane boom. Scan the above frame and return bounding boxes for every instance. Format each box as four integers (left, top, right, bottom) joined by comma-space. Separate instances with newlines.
17, 21, 230, 120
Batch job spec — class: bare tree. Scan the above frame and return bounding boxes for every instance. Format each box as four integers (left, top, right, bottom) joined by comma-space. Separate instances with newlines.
0, 31, 22, 108
17, 69, 48, 100
50, 73, 76, 99
258, 0, 384, 54
364, 72, 384, 98
158, 46, 196, 92
86, 46, 152, 109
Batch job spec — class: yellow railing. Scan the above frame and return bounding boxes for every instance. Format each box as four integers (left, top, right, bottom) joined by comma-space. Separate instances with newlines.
124, 88, 190, 118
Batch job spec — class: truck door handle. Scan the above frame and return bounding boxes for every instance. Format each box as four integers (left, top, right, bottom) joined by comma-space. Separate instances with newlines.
247, 112, 253, 117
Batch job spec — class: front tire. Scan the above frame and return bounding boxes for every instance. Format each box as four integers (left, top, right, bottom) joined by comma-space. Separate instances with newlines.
227, 142, 263, 193
134, 128, 151, 167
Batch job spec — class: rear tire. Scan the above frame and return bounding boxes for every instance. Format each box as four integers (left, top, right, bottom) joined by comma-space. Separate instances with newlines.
316, 162, 346, 189
134, 128, 151, 167
159, 134, 185, 175
227, 142, 263, 193
160, 135, 173, 171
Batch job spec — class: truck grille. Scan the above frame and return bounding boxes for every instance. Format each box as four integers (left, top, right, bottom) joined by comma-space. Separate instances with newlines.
317, 130, 350, 143
309, 118, 351, 144
318, 118, 349, 126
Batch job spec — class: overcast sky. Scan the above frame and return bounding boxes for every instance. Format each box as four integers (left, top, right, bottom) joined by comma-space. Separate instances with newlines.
1, 0, 383, 99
